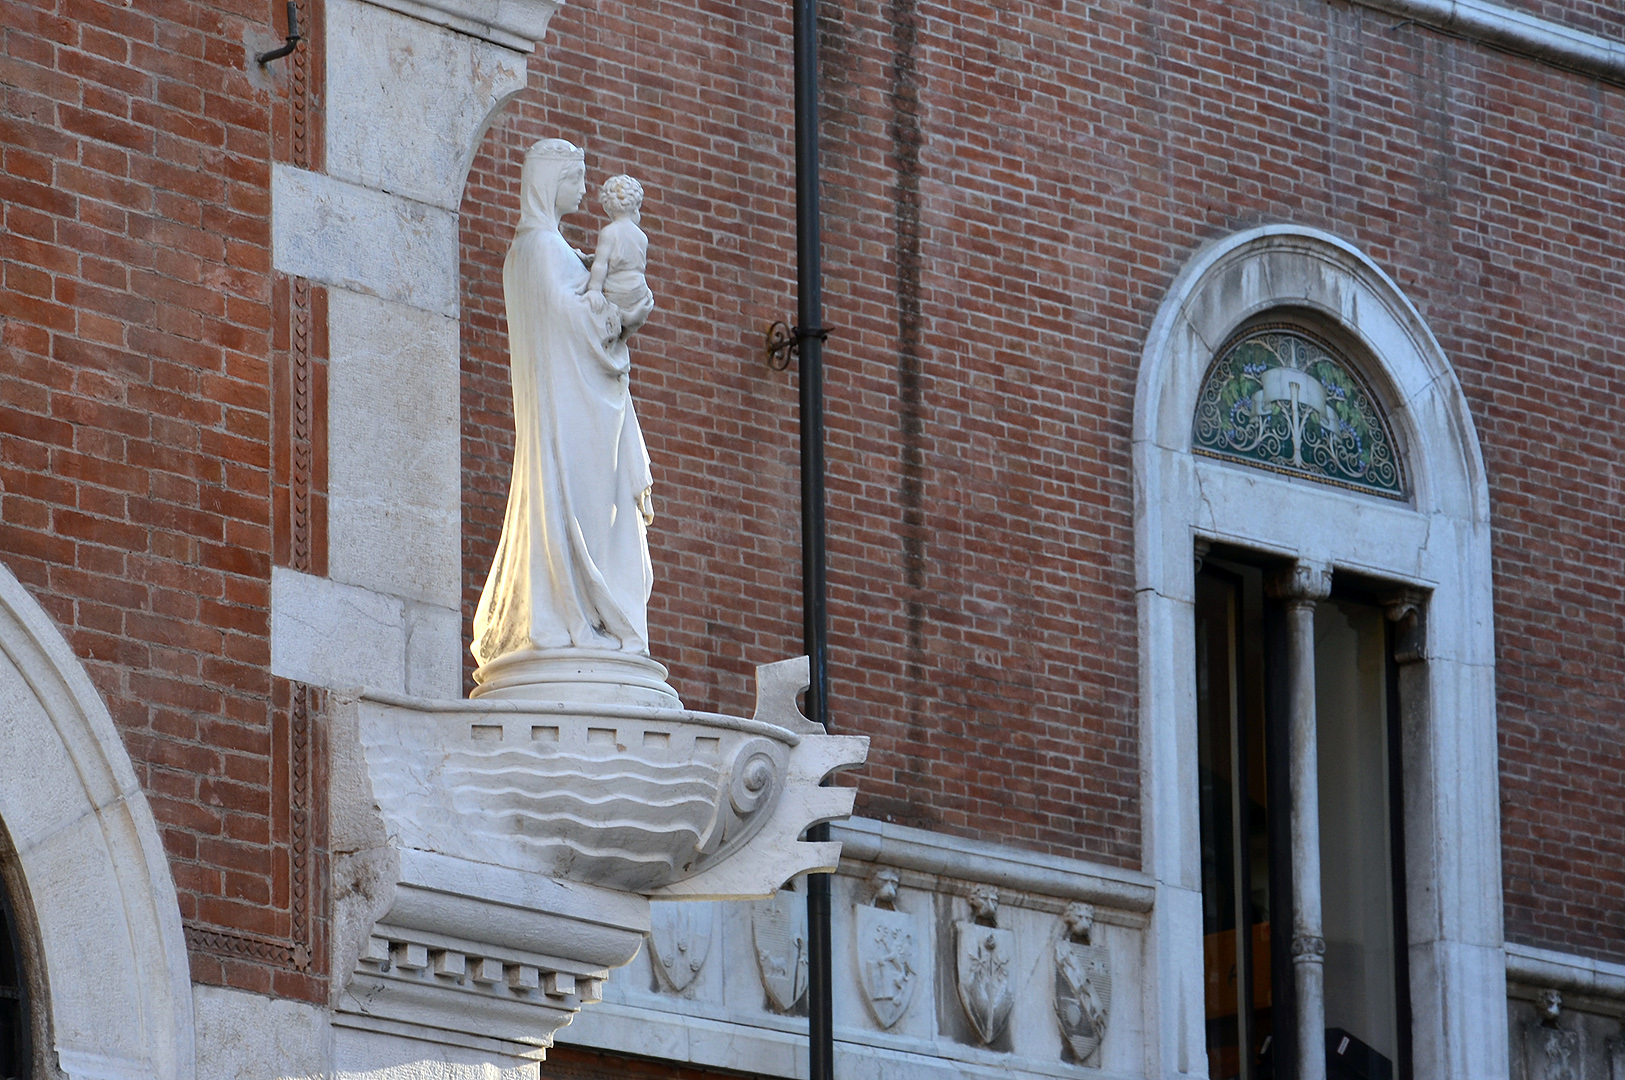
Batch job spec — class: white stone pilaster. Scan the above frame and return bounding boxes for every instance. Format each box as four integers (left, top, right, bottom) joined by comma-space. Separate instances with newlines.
268, 0, 534, 701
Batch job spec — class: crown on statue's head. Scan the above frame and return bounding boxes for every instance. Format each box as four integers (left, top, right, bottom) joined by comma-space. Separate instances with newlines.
526, 138, 585, 162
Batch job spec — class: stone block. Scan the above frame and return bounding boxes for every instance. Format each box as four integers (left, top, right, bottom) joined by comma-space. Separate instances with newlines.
326, 0, 528, 212
356, 0, 564, 52
271, 566, 407, 693
325, 288, 462, 611
271, 165, 458, 316
193, 985, 332, 1080
406, 601, 464, 700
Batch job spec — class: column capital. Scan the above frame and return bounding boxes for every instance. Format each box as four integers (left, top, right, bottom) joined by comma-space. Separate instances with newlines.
1291, 934, 1327, 961
1266, 561, 1332, 605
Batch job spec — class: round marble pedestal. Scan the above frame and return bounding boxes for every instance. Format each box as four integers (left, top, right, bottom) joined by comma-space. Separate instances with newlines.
470, 647, 682, 708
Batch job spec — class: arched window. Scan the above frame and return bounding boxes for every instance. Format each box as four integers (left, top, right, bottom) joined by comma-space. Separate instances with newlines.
1134, 226, 1506, 1080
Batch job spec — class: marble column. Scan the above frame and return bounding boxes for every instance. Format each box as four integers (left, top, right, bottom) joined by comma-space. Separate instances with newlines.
1268, 561, 1332, 1080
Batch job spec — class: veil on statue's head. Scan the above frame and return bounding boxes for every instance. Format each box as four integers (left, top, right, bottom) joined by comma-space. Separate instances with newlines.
518, 138, 585, 230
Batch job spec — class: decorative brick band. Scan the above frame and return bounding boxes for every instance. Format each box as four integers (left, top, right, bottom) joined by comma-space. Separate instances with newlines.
290, 277, 316, 574
289, 681, 317, 966
184, 925, 302, 969
183, 681, 322, 974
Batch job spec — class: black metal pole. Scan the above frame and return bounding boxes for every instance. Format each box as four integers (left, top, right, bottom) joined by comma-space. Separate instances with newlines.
792, 0, 832, 1071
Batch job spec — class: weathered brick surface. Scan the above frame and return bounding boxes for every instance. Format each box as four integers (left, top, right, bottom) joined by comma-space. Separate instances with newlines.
1, 0, 325, 999
463, 0, 1625, 958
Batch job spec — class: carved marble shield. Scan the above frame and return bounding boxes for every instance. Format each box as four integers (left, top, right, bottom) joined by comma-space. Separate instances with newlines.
854, 905, 919, 1028
1054, 937, 1112, 1062
1524, 1023, 1579, 1080
751, 889, 808, 1011
648, 903, 711, 992
955, 922, 1015, 1043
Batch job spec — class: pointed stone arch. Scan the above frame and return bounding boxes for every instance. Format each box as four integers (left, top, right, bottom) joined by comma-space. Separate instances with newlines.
1133, 225, 1506, 1080
0, 565, 195, 1080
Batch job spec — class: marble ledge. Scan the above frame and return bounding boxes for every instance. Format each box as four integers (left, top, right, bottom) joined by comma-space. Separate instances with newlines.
833, 816, 1156, 914
1349, 0, 1625, 86
562, 1002, 1148, 1080
1506, 941, 1625, 1001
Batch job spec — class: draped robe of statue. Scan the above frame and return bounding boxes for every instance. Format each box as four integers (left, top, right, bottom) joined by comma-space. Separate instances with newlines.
471, 141, 672, 704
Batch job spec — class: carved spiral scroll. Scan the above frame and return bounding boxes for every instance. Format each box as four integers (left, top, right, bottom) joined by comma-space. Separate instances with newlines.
1290, 934, 1327, 961
695, 737, 787, 860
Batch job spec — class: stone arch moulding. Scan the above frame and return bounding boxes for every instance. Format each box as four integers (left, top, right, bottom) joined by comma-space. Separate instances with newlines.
0, 564, 196, 1080
1132, 225, 1506, 1080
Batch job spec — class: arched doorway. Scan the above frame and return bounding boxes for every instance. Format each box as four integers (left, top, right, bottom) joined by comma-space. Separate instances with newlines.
1134, 225, 1507, 1080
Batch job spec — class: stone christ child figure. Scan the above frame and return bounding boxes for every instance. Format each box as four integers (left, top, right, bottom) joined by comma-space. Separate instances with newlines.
470, 139, 679, 706
584, 174, 655, 340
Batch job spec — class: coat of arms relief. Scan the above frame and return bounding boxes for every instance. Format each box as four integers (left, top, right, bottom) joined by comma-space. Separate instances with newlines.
954, 884, 1016, 1045
648, 902, 712, 993
854, 867, 920, 1029
1053, 901, 1112, 1064
751, 884, 809, 1011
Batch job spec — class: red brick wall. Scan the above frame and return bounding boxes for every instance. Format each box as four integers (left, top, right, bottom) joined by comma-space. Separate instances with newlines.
460, 0, 1144, 868
0, 0, 326, 999
462, 0, 1625, 959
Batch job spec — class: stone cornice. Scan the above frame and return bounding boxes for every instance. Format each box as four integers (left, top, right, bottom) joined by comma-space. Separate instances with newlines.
358, 0, 563, 52
1347, 0, 1625, 85
833, 817, 1156, 912
1506, 941, 1625, 999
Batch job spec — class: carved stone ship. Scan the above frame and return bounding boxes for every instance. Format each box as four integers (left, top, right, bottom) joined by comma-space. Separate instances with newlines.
330, 656, 866, 1058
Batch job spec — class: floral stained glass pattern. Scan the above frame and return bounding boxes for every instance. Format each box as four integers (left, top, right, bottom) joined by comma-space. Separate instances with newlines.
1192, 328, 1405, 499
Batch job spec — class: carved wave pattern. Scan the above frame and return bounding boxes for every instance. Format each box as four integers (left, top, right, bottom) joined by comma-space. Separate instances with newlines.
441, 746, 727, 891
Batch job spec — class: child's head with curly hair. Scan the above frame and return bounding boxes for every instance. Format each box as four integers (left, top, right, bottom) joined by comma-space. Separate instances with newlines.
599, 174, 644, 217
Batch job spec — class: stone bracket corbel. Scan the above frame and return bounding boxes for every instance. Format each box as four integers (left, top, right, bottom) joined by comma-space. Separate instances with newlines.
335, 848, 647, 1060
328, 655, 867, 1058
1382, 587, 1429, 665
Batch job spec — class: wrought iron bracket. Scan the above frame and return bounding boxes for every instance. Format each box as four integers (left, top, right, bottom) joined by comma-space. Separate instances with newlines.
258, 1, 303, 65
765, 320, 832, 371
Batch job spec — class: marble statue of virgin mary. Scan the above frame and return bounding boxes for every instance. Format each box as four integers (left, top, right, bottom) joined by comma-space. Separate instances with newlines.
470, 139, 676, 705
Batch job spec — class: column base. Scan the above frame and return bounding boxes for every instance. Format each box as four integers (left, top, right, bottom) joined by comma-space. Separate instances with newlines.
470, 647, 682, 708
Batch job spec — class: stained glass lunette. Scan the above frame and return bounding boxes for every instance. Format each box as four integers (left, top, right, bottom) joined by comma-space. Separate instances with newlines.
1191, 327, 1406, 499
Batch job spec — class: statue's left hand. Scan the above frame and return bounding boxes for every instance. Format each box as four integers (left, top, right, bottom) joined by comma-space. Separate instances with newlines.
637, 488, 656, 526
582, 290, 624, 349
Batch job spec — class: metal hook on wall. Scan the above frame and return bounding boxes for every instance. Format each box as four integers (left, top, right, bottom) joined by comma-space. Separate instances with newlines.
257, 1, 302, 65
764, 320, 832, 372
